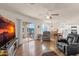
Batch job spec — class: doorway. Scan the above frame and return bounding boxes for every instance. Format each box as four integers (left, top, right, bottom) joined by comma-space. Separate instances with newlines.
27, 22, 35, 40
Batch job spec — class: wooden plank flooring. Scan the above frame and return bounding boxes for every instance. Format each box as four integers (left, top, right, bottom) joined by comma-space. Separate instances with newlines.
15, 39, 64, 56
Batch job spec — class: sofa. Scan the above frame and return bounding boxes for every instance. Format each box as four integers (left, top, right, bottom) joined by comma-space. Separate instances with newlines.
57, 32, 79, 56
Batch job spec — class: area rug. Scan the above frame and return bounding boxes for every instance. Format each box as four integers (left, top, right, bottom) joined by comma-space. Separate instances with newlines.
42, 51, 58, 56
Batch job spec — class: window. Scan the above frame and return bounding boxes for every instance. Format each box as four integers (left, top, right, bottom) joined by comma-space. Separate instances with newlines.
41, 24, 48, 32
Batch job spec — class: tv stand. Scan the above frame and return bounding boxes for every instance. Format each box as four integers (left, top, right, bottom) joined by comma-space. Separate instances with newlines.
0, 38, 18, 56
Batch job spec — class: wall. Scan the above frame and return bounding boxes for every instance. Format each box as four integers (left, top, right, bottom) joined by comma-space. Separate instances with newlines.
0, 9, 42, 45
49, 16, 79, 38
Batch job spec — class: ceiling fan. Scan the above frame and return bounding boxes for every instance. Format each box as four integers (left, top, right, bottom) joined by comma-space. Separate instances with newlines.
46, 13, 59, 19
46, 10, 60, 19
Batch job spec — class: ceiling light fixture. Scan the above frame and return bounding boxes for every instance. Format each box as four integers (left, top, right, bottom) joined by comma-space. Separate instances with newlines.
46, 9, 59, 19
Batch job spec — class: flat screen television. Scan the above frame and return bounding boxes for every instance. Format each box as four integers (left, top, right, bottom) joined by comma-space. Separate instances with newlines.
0, 16, 15, 48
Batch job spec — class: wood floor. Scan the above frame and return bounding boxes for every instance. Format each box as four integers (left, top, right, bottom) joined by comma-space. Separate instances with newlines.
15, 38, 64, 56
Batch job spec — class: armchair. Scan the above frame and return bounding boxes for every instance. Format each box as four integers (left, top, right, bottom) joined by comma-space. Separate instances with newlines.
42, 31, 50, 41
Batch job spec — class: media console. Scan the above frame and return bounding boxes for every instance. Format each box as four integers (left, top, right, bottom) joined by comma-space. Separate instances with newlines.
0, 38, 18, 56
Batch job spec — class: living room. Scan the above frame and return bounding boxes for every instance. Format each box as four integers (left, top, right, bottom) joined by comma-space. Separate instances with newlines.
0, 3, 79, 56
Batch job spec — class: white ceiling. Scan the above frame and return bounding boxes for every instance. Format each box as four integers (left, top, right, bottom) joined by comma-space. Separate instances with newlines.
0, 3, 79, 23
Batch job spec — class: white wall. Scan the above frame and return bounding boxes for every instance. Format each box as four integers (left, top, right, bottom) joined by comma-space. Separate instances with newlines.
49, 17, 79, 38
